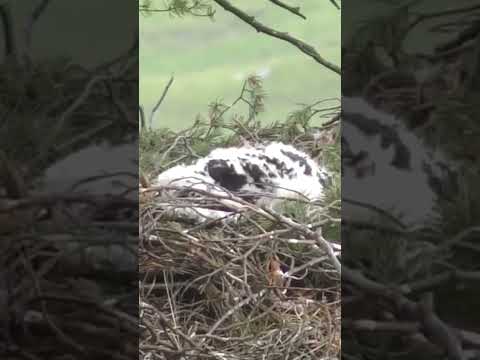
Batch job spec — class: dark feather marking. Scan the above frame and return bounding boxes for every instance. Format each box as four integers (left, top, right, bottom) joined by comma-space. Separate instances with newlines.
242, 162, 267, 189
343, 113, 411, 169
207, 159, 247, 191
280, 149, 312, 175
259, 155, 294, 177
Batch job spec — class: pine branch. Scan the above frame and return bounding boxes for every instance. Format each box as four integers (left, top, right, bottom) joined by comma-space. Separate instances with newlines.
213, 0, 340, 75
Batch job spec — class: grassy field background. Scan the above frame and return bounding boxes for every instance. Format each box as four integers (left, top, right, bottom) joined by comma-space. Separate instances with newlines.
140, 0, 341, 130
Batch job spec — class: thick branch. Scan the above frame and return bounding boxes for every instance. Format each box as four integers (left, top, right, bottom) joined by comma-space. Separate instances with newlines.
213, 0, 340, 75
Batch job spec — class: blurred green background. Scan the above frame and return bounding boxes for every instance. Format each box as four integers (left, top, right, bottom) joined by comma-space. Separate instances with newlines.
140, 0, 341, 130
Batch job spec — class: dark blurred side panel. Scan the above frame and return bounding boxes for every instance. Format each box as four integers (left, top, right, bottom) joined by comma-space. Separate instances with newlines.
0, 1, 138, 358
342, 1, 480, 359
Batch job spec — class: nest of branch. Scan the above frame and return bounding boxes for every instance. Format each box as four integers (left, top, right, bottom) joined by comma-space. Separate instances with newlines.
342, 9, 480, 359
1, 53, 138, 359
139, 113, 341, 359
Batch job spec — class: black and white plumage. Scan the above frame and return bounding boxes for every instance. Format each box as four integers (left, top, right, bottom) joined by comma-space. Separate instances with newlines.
39, 142, 138, 199
341, 96, 457, 229
154, 142, 331, 222
35, 141, 138, 222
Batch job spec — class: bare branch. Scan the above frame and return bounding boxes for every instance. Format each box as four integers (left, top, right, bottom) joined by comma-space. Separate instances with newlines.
139, 105, 146, 130
0, 3, 14, 57
343, 265, 465, 360
213, 0, 340, 75
329, 0, 340, 10
314, 229, 341, 274
34, 73, 109, 167
408, 4, 480, 32
343, 319, 420, 332
25, 0, 51, 55
268, 0, 306, 20
149, 76, 174, 129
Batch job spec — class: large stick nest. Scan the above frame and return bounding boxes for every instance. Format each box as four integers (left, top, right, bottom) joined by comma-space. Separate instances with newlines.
139, 107, 341, 359
342, 7, 480, 359
1, 52, 138, 359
